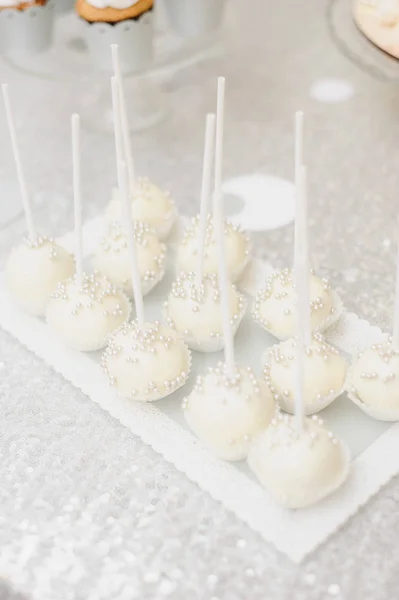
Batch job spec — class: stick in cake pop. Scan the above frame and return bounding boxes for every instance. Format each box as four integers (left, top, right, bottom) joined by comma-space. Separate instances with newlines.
263, 165, 347, 415
176, 87, 251, 284
182, 77, 274, 460
3, 83, 75, 316
93, 76, 166, 297
348, 217, 399, 420
252, 111, 342, 340
45, 113, 131, 351
164, 111, 246, 353
101, 159, 191, 401
248, 166, 350, 508
103, 45, 176, 240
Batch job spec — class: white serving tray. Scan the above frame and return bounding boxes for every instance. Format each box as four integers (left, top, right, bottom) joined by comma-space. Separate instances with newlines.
0, 215, 398, 563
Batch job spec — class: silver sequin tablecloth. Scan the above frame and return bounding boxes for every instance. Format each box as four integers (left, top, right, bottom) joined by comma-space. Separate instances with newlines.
1, 1, 399, 598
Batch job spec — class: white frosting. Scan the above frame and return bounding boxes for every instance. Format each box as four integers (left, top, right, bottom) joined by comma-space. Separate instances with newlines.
349, 342, 399, 420
0, 1, 20, 6
263, 335, 347, 415
253, 268, 335, 341
6, 237, 75, 317
183, 364, 275, 461
85, 0, 139, 9
176, 214, 251, 284
248, 414, 350, 508
102, 321, 191, 402
104, 178, 175, 240
92, 221, 166, 297
165, 272, 246, 353
45, 272, 131, 352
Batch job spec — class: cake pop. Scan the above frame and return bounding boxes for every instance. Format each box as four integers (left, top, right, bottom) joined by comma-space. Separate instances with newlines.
252, 112, 342, 340
3, 84, 75, 316
46, 114, 130, 351
347, 223, 399, 421
101, 85, 190, 402
248, 165, 350, 508
93, 218, 166, 297
262, 148, 347, 415
183, 78, 274, 460
164, 113, 246, 352
103, 45, 176, 240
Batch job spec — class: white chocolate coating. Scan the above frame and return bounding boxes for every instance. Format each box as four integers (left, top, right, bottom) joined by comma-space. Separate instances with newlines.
253, 268, 337, 340
263, 335, 347, 415
46, 272, 131, 351
104, 178, 176, 240
348, 341, 399, 420
6, 236, 75, 317
92, 221, 166, 297
102, 321, 191, 401
164, 272, 246, 352
176, 214, 251, 283
183, 363, 275, 461
248, 414, 350, 508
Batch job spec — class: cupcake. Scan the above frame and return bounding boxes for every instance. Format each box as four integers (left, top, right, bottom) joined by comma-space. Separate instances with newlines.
75, 0, 154, 72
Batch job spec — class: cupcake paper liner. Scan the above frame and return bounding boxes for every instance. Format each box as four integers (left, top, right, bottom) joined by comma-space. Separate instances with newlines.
163, 0, 226, 38
0, 0, 55, 53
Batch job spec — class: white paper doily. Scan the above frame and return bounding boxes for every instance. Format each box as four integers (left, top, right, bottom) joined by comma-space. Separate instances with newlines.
0, 216, 398, 563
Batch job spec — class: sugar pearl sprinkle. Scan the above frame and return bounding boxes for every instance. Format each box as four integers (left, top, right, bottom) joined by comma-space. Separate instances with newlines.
183, 362, 261, 411
101, 320, 190, 398
264, 334, 341, 403
180, 214, 251, 256
266, 412, 339, 448
100, 221, 166, 280
165, 272, 246, 338
24, 234, 58, 260
50, 272, 125, 317
252, 268, 333, 330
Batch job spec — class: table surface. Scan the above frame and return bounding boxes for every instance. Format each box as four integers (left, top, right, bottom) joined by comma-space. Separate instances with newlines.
1, 1, 399, 599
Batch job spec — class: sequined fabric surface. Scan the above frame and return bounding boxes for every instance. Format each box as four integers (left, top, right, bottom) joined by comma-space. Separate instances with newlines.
1, 0, 399, 598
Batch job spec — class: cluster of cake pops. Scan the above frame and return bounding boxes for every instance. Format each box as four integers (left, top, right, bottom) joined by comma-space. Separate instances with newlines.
5, 46, 399, 511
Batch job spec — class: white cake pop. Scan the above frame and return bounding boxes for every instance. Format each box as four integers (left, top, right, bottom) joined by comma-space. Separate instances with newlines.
92, 221, 166, 297
2, 84, 75, 316
347, 341, 399, 421
248, 162, 349, 508
347, 213, 399, 421
46, 115, 131, 351
252, 268, 340, 341
263, 334, 347, 415
164, 272, 246, 352
102, 320, 191, 401
248, 413, 350, 508
183, 78, 275, 459
46, 271, 131, 351
104, 45, 176, 240
6, 236, 75, 316
105, 180, 176, 240
184, 363, 275, 460
176, 214, 251, 283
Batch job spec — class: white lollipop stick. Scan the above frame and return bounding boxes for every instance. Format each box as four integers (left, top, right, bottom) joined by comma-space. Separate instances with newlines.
196, 112, 216, 288
294, 166, 309, 433
294, 111, 304, 271
297, 164, 311, 347
111, 44, 135, 191
71, 114, 83, 288
214, 77, 235, 374
111, 76, 125, 195
2, 84, 35, 239
120, 159, 144, 326
392, 219, 399, 349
